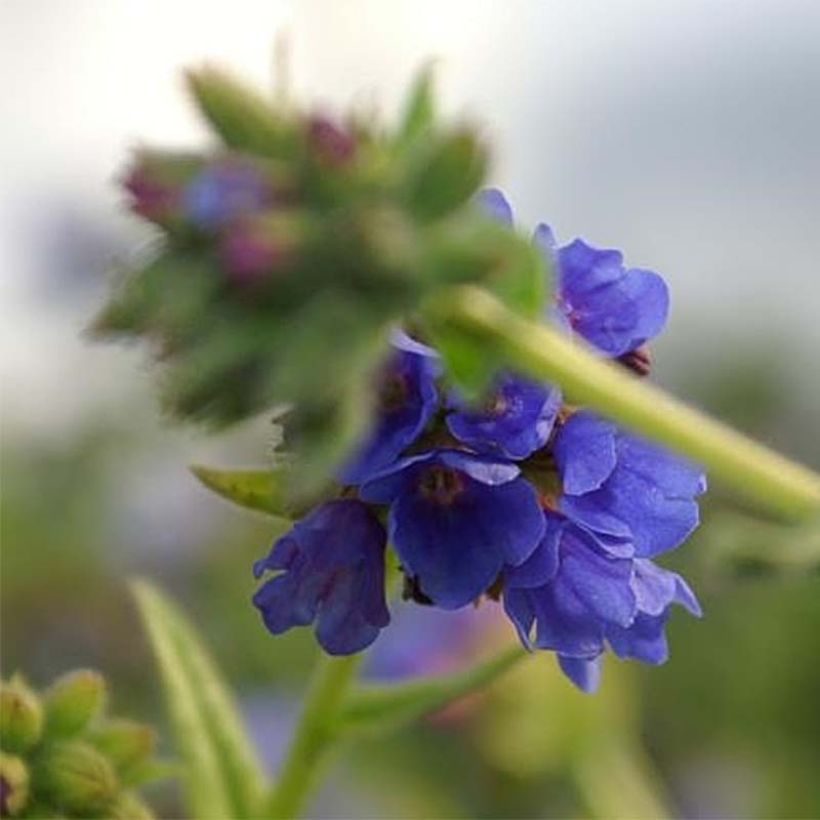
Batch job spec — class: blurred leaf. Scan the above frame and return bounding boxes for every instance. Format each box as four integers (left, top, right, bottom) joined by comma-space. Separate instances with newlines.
190, 465, 293, 518
339, 646, 526, 737
131, 580, 267, 819
396, 66, 436, 147
402, 131, 487, 222
185, 66, 294, 158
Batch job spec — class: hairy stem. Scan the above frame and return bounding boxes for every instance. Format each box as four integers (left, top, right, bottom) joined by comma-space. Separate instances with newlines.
441, 285, 820, 521
265, 653, 364, 819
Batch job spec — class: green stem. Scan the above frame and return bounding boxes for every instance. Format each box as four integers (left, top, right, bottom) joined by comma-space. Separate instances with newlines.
442, 286, 820, 521
265, 653, 364, 819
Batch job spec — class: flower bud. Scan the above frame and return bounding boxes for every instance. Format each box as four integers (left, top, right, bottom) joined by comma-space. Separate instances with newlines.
108, 791, 155, 820
123, 151, 202, 228
44, 670, 107, 739
1, 678, 43, 754
220, 213, 302, 287
0, 752, 29, 817
306, 116, 357, 166
35, 741, 119, 815
89, 720, 156, 780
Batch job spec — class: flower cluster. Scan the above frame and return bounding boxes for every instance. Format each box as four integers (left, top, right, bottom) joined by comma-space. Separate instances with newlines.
253, 190, 705, 692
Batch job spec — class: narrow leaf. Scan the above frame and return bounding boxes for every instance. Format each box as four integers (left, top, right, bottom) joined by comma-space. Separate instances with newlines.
339, 647, 526, 737
190, 465, 293, 518
131, 580, 267, 819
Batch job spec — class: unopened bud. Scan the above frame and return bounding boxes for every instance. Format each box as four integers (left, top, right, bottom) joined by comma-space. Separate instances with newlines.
36, 741, 119, 815
123, 151, 201, 228
307, 116, 357, 166
0, 753, 29, 817
89, 720, 156, 780
0, 679, 43, 754
44, 670, 107, 739
108, 791, 155, 820
220, 214, 301, 286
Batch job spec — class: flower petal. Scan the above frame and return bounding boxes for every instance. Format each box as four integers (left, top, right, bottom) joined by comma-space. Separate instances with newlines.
557, 654, 602, 693
554, 412, 618, 495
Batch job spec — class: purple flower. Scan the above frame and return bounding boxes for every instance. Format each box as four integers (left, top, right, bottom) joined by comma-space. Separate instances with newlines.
535, 223, 669, 357
554, 412, 706, 558
339, 331, 440, 484
479, 188, 514, 225
503, 511, 701, 693
252, 500, 390, 655
361, 450, 545, 609
184, 162, 272, 229
447, 373, 562, 460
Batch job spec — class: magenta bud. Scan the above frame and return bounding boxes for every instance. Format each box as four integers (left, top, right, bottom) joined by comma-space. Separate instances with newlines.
307, 116, 356, 165
123, 167, 180, 224
220, 220, 291, 287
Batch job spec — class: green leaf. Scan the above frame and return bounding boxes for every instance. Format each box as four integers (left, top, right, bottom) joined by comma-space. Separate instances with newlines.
190, 465, 293, 518
131, 580, 267, 819
396, 66, 436, 147
185, 66, 294, 158
339, 646, 526, 737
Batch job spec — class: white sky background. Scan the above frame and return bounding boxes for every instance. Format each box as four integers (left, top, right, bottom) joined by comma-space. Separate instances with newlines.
2, 0, 819, 442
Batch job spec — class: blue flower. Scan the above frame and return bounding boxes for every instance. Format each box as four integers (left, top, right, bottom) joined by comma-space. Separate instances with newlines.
446, 374, 562, 460
184, 162, 272, 229
535, 223, 669, 357
479, 188, 669, 357
503, 511, 701, 692
361, 450, 545, 609
252, 500, 390, 655
339, 331, 440, 484
554, 412, 706, 557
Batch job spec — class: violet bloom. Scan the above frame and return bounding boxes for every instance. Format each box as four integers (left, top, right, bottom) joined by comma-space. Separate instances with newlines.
339, 331, 440, 484
252, 500, 390, 655
503, 512, 701, 693
184, 162, 271, 229
447, 374, 562, 460
554, 412, 706, 557
361, 450, 545, 609
535, 222, 669, 357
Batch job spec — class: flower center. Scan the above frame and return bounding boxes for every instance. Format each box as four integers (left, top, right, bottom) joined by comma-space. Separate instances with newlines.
419, 466, 464, 505
482, 391, 508, 417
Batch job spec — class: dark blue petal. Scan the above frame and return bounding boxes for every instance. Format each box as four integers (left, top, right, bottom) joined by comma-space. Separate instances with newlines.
252, 500, 389, 654
389, 473, 544, 608
619, 268, 669, 350
505, 512, 562, 588
554, 412, 618, 494
528, 583, 605, 658
557, 654, 602, 693
555, 526, 637, 627
447, 375, 562, 460
479, 188, 514, 225
340, 347, 439, 484
359, 453, 435, 503
503, 588, 536, 649
617, 434, 707, 498
533, 223, 557, 257
606, 612, 669, 665
184, 163, 270, 228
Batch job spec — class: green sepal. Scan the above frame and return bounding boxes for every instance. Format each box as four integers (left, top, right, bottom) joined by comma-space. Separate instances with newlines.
87, 720, 157, 786
339, 646, 526, 737
43, 671, 107, 740
1, 678, 44, 754
0, 752, 30, 816
402, 130, 487, 222
395, 65, 436, 148
33, 741, 119, 815
185, 67, 296, 158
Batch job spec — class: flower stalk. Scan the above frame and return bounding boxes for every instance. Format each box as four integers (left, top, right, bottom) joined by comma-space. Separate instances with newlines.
265, 653, 364, 819
439, 285, 820, 521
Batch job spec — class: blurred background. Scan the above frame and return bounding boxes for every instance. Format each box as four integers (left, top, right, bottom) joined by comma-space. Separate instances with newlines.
2, 1, 819, 817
